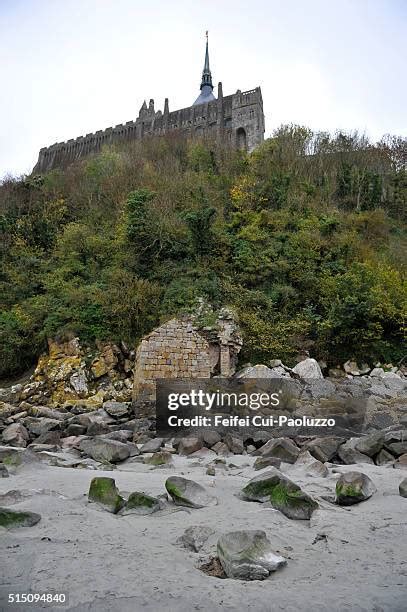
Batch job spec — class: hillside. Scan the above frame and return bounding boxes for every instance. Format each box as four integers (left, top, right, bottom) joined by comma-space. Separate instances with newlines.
0, 126, 406, 378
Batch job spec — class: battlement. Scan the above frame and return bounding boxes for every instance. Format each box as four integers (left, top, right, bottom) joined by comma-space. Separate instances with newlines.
33, 85, 264, 174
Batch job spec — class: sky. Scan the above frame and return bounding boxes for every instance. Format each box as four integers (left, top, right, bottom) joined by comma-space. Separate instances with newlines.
0, 0, 406, 177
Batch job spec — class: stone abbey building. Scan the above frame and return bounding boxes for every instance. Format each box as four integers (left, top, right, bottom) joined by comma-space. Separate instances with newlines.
33, 36, 265, 173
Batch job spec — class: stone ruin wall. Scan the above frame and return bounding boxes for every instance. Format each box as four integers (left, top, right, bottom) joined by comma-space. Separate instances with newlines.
33, 85, 265, 173
133, 319, 211, 401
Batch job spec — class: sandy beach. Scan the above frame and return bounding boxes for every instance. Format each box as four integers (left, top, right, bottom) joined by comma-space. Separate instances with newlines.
1, 454, 406, 612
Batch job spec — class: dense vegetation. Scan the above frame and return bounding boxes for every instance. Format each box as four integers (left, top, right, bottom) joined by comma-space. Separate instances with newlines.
0, 126, 406, 377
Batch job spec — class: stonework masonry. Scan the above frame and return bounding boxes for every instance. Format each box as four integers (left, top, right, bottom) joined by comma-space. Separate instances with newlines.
33, 39, 265, 173
133, 319, 211, 400
132, 312, 243, 400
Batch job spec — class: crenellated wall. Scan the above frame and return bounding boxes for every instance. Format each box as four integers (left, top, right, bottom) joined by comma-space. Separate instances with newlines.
33, 84, 265, 173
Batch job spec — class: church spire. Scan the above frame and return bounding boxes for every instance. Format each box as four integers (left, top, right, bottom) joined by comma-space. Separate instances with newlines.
200, 31, 213, 91
193, 31, 216, 106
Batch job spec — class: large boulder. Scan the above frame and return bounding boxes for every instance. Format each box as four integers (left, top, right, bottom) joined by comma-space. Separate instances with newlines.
217, 530, 287, 580
140, 438, 164, 454
399, 478, 407, 498
224, 433, 244, 455
24, 417, 61, 437
1, 423, 29, 447
178, 437, 203, 456
355, 431, 385, 457
0, 507, 41, 529
304, 437, 343, 462
120, 492, 160, 515
202, 430, 221, 448
88, 477, 125, 513
384, 430, 407, 457
80, 438, 130, 463
165, 476, 217, 508
292, 358, 323, 379
255, 438, 299, 464
375, 449, 395, 465
337, 439, 374, 465
335, 471, 376, 505
241, 468, 318, 519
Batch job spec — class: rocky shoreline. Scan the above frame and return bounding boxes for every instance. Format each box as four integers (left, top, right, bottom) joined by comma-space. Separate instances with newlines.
1, 338, 407, 610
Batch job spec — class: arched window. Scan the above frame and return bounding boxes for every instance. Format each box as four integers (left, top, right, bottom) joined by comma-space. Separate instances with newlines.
236, 127, 247, 150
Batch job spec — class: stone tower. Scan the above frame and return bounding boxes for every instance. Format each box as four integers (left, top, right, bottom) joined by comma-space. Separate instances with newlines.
33, 36, 265, 173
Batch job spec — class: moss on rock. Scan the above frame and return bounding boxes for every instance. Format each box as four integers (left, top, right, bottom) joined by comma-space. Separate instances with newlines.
88, 477, 125, 514
242, 468, 318, 519
120, 491, 160, 515
0, 507, 41, 529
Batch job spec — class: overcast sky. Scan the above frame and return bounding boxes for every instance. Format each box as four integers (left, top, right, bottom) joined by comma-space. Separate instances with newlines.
0, 0, 406, 177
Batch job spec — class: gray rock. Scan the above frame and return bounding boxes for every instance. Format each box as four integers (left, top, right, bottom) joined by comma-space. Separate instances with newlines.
140, 438, 164, 454
178, 525, 215, 551
217, 530, 287, 580
335, 471, 376, 505
178, 437, 203, 456
1, 423, 29, 447
370, 367, 385, 377
253, 456, 282, 471
144, 451, 173, 466
69, 370, 88, 395
292, 358, 323, 379
394, 453, 407, 469
386, 441, 407, 457
206, 466, 216, 476
103, 401, 129, 418
235, 364, 277, 378
165, 476, 217, 508
255, 438, 299, 464
212, 442, 231, 456
35, 430, 61, 446
355, 431, 385, 457
375, 449, 395, 465
86, 422, 110, 436
0, 507, 41, 529
224, 433, 244, 454
241, 468, 318, 519
88, 477, 125, 513
120, 491, 160, 515
0, 463, 9, 477
80, 438, 130, 463
202, 430, 221, 447
66, 424, 87, 437
399, 477, 407, 497
103, 430, 133, 443
305, 460, 329, 478
344, 361, 370, 376
384, 430, 407, 456
337, 439, 374, 465
24, 417, 61, 437
249, 430, 273, 447
303, 437, 343, 462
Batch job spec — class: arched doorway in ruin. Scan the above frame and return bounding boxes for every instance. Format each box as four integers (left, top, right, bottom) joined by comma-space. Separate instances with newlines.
236, 127, 247, 150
